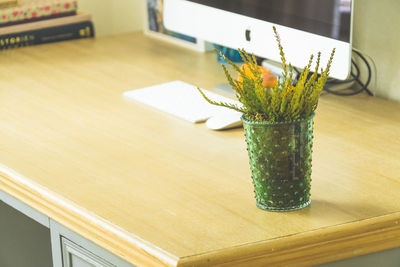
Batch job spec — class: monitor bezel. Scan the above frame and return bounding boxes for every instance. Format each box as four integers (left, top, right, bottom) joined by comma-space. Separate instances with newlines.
164, 0, 354, 80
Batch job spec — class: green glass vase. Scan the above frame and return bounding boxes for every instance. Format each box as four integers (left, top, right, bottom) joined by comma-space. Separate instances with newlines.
242, 114, 314, 211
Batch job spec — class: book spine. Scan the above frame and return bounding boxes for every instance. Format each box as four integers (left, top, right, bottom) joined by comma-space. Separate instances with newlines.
0, 21, 94, 50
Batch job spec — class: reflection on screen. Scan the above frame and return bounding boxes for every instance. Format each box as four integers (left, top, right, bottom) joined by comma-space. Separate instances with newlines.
187, 0, 351, 42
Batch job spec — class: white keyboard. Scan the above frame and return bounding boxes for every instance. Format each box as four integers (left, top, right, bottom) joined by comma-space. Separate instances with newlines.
123, 81, 243, 123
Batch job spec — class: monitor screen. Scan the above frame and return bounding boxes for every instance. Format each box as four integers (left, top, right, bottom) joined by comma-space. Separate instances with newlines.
186, 0, 351, 42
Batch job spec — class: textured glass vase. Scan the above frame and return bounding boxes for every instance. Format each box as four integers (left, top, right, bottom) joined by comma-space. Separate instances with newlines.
242, 114, 314, 211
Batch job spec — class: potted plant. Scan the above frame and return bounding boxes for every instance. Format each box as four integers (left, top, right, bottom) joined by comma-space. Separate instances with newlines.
197, 26, 335, 211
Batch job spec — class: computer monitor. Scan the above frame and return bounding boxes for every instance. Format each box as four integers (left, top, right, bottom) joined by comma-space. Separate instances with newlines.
163, 0, 353, 80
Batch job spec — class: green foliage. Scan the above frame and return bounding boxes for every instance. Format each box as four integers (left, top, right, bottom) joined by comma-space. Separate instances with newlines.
197, 26, 335, 122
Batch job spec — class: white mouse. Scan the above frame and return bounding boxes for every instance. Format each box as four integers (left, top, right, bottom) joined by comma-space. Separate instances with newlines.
206, 112, 243, 130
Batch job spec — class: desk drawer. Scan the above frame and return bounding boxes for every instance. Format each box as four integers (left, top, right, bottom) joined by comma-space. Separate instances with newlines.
61, 237, 114, 267
51, 219, 134, 267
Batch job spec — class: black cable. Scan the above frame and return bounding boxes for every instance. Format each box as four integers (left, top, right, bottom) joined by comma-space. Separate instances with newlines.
324, 49, 373, 96
293, 67, 301, 78
324, 59, 364, 96
353, 49, 373, 95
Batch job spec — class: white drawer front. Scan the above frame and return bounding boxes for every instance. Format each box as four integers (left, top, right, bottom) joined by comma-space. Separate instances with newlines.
61, 237, 114, 267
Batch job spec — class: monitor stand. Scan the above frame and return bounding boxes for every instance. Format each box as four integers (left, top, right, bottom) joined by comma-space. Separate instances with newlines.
214, 83, 235, 97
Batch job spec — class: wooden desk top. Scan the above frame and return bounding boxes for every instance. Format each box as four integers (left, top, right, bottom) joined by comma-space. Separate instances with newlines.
0, 32, 400, 267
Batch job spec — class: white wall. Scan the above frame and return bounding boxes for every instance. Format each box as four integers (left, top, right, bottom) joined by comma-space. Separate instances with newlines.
352, 0, 400, 102
79, 0, 144, 37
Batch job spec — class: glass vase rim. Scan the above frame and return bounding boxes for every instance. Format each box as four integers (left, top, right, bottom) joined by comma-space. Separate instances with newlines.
241, 112, 315, 126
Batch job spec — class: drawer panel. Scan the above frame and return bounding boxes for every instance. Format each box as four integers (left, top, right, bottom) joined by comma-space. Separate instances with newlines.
61, 237, 114, 267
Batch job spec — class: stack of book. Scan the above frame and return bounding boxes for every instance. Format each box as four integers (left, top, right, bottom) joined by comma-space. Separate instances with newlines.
0, 0, 94, 50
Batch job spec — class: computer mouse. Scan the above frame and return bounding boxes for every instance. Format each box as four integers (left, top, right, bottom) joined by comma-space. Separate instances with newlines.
206, 112, 243, 130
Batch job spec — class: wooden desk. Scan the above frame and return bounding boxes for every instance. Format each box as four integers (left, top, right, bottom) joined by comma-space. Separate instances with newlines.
0, 32, 400, 267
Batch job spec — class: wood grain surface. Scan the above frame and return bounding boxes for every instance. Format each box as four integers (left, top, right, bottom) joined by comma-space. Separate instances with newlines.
0, 32, 399, 266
